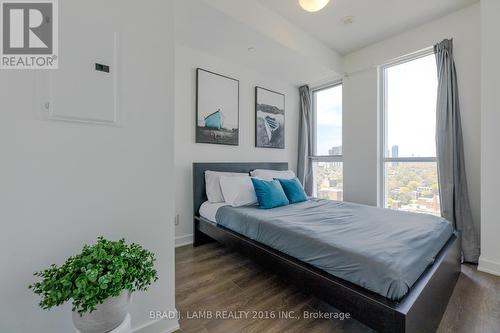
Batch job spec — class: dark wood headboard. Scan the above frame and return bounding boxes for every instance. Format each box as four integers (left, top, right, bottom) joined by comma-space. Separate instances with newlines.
192, 162, 289, 217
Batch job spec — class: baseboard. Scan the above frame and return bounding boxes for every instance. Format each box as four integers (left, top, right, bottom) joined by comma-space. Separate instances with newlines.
175, 234, 193, 248
133, 316, 179, 333
478, 257, 500, 276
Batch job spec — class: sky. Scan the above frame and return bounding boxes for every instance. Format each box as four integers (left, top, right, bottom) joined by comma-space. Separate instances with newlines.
315, 54, 437, 158
386, 54, 437, 157
315, 84, 342, 155
197, 70, 239, 129
257, 87, 284, 109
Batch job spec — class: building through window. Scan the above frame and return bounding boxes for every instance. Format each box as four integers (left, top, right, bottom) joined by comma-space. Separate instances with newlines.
312, 83, 343, 201
381, 51, 440, 216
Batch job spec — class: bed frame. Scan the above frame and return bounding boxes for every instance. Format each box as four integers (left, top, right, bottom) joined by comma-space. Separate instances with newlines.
192, 162, 460, 333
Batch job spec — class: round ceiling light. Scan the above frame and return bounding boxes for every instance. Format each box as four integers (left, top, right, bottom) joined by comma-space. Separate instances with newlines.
299, 0, 330, 12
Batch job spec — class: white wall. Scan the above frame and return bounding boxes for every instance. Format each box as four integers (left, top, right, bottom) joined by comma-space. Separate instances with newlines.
0, 1, 177, 332
174, 44, 300, 244
342, 68, 380, 205
479, 0, 500, 276
342, 4, 481, 237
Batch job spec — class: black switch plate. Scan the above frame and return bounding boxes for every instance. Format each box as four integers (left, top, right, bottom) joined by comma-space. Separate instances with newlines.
95, 63, 110, 73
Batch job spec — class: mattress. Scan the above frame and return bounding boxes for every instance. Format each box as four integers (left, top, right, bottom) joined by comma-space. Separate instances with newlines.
199, 201, 228, 223
214, 198, 454, 300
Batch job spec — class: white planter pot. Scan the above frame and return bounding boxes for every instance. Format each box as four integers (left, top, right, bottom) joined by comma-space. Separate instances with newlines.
72, 291, 131, 333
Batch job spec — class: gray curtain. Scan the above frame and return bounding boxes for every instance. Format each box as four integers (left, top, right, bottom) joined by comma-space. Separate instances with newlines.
297, 85, 314, 195
434, 39, 480, 263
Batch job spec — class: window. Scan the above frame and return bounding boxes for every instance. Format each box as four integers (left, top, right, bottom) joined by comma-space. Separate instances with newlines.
312, 83, 343, 201
381, 51, 440, 215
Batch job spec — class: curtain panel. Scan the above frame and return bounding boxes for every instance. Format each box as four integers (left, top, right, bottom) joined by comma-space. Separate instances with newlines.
434, 39, 480, 263
297, 85, 314, 195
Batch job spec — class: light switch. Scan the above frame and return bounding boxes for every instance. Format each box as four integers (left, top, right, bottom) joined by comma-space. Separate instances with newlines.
95, 63, 110, 73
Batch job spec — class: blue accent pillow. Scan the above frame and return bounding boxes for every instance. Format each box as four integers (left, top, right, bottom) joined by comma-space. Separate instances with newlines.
276, 178, 308, 204
251, 178, 289, 209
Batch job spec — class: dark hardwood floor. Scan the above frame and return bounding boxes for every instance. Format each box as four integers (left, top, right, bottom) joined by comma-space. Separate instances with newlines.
175, 243, 500, 333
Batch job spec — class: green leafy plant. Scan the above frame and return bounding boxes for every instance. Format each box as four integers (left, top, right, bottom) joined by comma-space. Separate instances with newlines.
29, 237, 158, 315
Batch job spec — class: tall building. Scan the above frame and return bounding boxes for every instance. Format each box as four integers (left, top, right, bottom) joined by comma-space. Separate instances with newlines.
391, 145, 399, 158
391, 145, 399, 166
328, 145, 342, 167
329, 145, 343, 155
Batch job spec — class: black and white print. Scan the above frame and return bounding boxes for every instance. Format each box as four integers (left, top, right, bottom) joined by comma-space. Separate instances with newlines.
255, 87, 285, 149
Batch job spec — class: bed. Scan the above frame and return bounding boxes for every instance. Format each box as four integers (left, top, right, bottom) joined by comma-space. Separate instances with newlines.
192, 162, 460, 333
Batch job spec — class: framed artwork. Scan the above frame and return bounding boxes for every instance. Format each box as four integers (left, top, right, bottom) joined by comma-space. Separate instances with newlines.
196, 68, 239, 145
255, 86, 285, 149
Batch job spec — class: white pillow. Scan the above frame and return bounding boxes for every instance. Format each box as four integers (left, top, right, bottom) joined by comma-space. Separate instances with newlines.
205, 171, 248, 203
219, 176, 257, 207
250, 169, 296, 181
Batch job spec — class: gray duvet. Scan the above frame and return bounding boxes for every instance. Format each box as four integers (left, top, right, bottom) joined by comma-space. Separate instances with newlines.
215, 199, 453, 300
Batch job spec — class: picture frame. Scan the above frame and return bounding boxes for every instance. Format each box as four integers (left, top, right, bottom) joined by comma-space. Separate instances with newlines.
196, 68, 239, 146
255, 86, 285, 149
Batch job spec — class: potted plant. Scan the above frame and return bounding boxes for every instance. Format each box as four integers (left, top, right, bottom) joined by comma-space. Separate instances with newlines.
29, 237, 158, 333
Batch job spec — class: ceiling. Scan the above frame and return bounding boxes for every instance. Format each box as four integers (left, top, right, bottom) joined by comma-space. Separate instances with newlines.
176, 0, 342, 85
257, 0, 478, 54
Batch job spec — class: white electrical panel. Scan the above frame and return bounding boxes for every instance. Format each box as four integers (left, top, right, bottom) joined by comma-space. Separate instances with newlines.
36, 32, 119, 126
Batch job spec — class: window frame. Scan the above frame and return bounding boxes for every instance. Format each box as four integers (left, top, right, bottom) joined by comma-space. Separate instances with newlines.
311, 81, 343, 198
378, 47, 437, 208
311, 80, 343, 163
